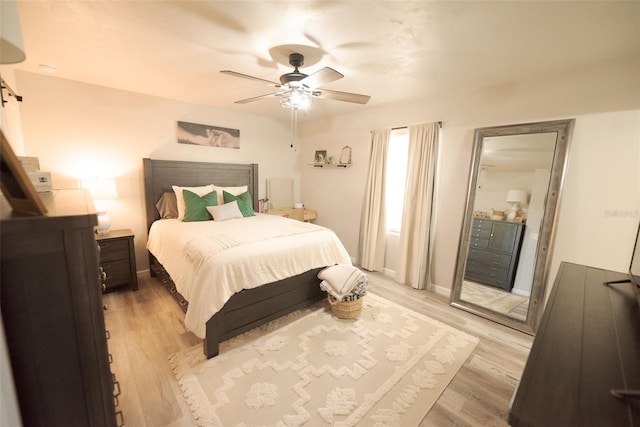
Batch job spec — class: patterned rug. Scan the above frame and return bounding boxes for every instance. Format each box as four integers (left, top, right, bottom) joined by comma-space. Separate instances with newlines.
461, 281, 529, 315
170, 293, 478, 426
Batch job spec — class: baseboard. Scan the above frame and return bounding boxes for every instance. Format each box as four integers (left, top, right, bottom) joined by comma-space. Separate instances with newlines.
434, 284, 451, 298
511, 288, 531, 298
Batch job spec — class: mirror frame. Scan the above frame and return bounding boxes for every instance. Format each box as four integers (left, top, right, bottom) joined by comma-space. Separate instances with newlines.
450, 119, 575, 334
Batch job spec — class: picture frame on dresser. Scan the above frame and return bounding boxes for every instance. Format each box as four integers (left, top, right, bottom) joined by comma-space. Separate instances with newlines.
0, 129, 47, 215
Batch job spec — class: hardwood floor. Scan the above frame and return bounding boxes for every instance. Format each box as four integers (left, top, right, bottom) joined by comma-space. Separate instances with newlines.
103, 272, 533, 426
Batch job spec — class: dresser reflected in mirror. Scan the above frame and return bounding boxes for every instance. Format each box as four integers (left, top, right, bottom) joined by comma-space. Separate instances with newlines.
450, 120, 574, 334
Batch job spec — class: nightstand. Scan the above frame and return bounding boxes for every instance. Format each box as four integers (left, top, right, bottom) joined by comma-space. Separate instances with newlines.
95, 229, 138, 292
265, 208, 317, 222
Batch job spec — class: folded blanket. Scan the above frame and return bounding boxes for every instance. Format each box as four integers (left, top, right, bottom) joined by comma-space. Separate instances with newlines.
318, 264, 368, 300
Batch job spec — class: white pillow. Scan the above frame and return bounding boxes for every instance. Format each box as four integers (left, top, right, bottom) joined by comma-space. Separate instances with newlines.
213, 185, 248, 205
172, 184, 215, 220
206, 200, 244, 221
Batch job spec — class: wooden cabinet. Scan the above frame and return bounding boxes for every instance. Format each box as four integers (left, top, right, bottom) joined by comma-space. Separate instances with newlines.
0, 189, 120, 427
464, 218, 524, 291
96, 229, 138, 291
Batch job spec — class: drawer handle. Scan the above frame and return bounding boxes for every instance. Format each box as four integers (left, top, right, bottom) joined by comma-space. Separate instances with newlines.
108, 353, 113, 364
170, 287, 177, 294
103, 304, 108, 311
116, 410, 124, 427
105, 330, 111, 340
113, 380, 121, 398
179, 299, 188, 307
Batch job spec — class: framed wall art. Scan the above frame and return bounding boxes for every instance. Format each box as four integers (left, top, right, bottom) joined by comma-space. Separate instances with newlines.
177, 121, 240, 149
314, 150, 327, 164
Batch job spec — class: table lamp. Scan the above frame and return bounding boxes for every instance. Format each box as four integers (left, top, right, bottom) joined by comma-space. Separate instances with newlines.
82, 178, 118, 233
506, 189, 528, 221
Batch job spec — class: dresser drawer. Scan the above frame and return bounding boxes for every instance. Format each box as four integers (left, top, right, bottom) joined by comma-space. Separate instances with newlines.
470, 227, 491, 239
469, 238, 489, 249
98, 239, 129, 262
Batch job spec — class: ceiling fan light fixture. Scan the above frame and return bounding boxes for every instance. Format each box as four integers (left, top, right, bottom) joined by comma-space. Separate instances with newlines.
279, 88, 312, 110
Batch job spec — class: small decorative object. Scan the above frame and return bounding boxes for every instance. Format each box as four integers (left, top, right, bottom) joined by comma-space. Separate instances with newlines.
314, 150, 327, 164
506, 189, 528, 221
513, 212, 526, 223
473, 211, 489, 219
328, 294, 364, 319
327, 156, 334, 164
258, 198, 268, 213
0, 130, 47, 215
177, 121, 240, 149
490, 209, 505, 220
339, 145, 352, 165
17, 155, 52, 192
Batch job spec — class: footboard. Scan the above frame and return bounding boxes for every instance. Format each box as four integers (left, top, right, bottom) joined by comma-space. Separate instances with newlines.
150, 255, 324, 358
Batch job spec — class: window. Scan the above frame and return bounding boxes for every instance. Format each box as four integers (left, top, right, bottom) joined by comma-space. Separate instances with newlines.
385, 128, 409, 232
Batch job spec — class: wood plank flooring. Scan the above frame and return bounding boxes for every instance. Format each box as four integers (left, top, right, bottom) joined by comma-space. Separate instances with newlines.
103, 272, 533, 426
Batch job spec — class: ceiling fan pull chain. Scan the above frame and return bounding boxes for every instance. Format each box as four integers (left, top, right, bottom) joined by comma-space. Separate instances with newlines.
290, 107, 297, 150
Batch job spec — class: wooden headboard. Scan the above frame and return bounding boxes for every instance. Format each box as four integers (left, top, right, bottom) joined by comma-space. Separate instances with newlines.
142, 158, 259, 231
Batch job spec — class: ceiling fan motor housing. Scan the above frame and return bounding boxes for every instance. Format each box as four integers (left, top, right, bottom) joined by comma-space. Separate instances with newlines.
280, 53, 308, 85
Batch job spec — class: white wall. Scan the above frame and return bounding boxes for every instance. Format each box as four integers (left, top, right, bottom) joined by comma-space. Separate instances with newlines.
13, 71, 303, 271
300, 56, 640, 295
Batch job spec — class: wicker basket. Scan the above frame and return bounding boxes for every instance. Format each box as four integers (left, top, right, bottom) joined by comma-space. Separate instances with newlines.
327, 294, 363, 319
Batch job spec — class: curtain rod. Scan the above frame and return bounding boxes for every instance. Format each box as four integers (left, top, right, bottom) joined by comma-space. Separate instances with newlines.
392, 121, 442, 130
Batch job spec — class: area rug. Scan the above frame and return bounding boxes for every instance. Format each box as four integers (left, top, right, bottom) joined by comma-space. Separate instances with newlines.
461, 280, 529, 315
170, 293, 478, 427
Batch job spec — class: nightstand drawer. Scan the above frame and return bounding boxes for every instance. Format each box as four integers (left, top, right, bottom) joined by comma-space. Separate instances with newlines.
303, 210, 317, 221
102, 259, 132, 286
98, 239, 129, 261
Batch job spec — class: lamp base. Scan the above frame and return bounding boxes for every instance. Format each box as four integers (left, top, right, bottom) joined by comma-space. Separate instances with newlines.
507, 203, 519, 221
96, 213, 111, 234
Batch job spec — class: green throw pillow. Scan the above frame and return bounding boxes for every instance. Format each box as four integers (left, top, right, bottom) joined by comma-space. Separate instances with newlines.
182, 189, 218, 222
223, 190, 255, 217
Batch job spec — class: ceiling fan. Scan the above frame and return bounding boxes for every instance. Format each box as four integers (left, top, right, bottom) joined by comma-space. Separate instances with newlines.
220, 53, 371, 110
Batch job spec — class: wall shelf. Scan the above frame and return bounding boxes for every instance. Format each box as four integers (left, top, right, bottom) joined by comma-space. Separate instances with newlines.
310, 164, 352, 169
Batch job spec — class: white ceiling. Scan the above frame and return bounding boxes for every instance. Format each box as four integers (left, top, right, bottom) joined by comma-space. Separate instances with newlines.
10, 1, 640, 122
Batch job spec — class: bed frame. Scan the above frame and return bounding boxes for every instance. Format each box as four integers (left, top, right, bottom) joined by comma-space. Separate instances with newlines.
143, 158, 324, 358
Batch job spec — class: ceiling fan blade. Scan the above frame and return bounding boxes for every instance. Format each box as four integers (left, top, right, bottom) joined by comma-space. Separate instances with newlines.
220, 70, 280, 87
300, 67, 343, 88
315, 88, 371, 104
234, 92, 280, 104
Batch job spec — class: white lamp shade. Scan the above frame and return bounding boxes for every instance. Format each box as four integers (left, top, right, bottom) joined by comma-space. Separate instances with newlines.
82, 178, 118, 201
0, 0, 26, 64
506, 190, 528, 204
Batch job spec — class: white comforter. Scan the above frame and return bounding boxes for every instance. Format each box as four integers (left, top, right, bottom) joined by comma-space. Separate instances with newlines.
147, 214, 352, 338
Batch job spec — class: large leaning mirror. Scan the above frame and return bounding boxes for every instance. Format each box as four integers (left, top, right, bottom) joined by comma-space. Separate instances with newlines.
450, 119, 575, 334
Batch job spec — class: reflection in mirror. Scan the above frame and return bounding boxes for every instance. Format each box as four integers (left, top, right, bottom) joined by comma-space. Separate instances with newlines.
450, 120, 574, 334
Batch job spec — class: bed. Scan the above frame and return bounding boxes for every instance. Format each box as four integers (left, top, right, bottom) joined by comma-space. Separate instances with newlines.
143, 158, 351, 358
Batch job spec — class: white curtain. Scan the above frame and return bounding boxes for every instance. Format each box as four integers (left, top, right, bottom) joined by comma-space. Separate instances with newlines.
360, 129, 390, 272
395, 122, 439, 289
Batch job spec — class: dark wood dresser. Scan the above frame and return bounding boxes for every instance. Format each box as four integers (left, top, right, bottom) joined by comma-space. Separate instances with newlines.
0, 189, 121, 426
464, 218, 524, 290
509, 262, 640, 426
